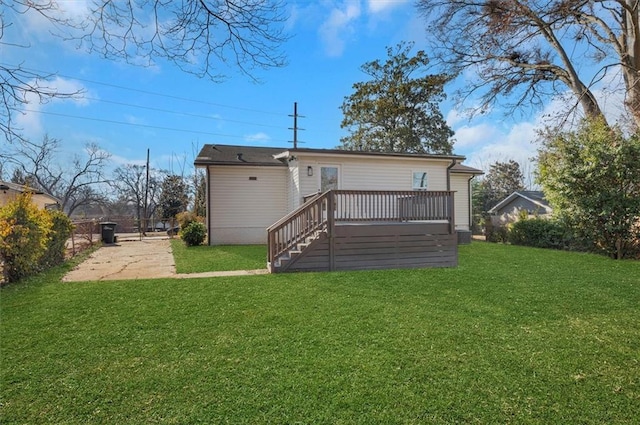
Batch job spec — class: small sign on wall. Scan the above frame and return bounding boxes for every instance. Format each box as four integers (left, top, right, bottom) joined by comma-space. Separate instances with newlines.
249, 177, 257, 181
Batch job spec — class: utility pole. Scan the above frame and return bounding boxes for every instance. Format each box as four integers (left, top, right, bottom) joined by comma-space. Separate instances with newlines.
143, 148, 150, 237
288, 102, 305, 148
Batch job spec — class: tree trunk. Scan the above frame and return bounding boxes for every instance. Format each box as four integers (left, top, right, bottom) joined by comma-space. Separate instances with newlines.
621, 0, 640, 128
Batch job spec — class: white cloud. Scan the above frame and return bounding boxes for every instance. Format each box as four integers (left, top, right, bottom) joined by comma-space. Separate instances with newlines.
446, 109, 464, 127
244, 132, 271, 143
367, 0, 410, 14
453, 122, 501, 149
464, 121, 539, 169
19, 1, 90, 40
15, 77, 88, 140
124, 115, 147, 125
318, 0, 362, 57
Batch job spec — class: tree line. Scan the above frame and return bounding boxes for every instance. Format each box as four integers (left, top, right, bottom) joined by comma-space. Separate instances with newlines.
1, 135, 206, 231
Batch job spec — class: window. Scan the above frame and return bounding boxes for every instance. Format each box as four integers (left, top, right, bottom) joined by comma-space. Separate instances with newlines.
412, 171, 428, 190
321, 166, 339, 192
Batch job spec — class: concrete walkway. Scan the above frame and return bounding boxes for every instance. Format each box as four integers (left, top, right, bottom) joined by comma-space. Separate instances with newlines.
62, 237, 268, 282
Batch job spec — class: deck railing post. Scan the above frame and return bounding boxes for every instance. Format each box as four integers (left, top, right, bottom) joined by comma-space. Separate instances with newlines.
448, 191, 455, 234
328, 190, 335, 271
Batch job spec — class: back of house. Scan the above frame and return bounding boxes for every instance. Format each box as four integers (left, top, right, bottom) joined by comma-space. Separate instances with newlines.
195, 144, 482, 246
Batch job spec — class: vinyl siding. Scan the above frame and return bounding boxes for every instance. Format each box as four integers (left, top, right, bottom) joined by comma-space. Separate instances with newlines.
292, 154, 451, 208
450, 174, 470, 231
209, 166, 287, 244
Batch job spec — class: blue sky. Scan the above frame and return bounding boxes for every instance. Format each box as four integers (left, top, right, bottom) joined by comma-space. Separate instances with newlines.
3, 0, 611, 180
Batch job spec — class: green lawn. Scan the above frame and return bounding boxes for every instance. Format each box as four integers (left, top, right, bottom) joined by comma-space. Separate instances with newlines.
1, 243, 639, 423
171, 239, 266, 273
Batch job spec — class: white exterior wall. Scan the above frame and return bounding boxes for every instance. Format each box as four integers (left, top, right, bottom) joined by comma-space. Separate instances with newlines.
208, 166, 288, 244
291, 154, 452, 209
450, 174, 471, 231
287, 162, 299, 212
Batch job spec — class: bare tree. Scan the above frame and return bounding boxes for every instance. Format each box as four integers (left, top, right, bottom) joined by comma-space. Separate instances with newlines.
4, 135, 111, 216
1, 0, 289, 141
417, 0, 640, 127
111, 164, 165, 230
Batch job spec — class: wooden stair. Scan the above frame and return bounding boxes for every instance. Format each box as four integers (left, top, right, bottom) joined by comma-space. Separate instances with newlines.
269, 230, 325, 272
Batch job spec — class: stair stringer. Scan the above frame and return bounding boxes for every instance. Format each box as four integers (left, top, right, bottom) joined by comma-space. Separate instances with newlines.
274, 231, 327, 273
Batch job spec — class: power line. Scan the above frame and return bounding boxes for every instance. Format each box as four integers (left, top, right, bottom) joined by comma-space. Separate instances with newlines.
82, 96, 285, 129
24, 109, 290, 143
2, 63, 289, 117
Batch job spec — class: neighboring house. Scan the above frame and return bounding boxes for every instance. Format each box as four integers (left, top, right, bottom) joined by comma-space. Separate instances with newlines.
488, 191, 552, 225
0, 181, 61, 210
196, 144, 483, 272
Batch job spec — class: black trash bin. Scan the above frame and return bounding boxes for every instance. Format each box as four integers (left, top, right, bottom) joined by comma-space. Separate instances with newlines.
100, 222, 117, 244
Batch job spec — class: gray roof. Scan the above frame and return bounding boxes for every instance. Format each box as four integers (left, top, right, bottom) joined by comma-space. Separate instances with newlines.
450, 163, 484, 175
194, 144, 468, 166
0, 180, 61, 204
194, 145, 288, 166
488, 190, 552, 214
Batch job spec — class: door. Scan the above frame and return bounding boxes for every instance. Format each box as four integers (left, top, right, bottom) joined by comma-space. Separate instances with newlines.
320, 165, 340, 192
319, 165, 340, 220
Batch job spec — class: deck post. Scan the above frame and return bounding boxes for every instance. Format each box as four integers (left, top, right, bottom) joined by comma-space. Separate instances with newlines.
327, 190, 335, 271
449, 192, 455, 234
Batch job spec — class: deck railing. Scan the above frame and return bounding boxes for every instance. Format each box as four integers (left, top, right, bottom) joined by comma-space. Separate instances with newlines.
267, 190, 454, 267
267, 191, 329, 266
332, 190, 453, 222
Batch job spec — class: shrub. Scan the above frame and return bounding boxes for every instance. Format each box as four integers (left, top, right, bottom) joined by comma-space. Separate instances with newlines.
508, 218, 567, 249
484, 216, 509, 243
180, 221, 207, 246
176, 211, 203, 230
39, 210, 74, 268
0, 193, 52, 284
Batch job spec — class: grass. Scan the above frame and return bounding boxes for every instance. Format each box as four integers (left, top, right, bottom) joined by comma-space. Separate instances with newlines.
170, 239, 266, 273
1, 243, 639, 423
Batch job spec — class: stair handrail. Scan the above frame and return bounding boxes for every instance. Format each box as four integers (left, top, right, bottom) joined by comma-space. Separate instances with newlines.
267, 191, 329, 266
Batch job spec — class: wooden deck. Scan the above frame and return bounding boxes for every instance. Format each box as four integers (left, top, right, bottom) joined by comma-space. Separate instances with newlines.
267, 190, 457, 273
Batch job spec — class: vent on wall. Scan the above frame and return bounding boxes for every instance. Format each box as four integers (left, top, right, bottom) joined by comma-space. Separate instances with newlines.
249, 177, 257, 181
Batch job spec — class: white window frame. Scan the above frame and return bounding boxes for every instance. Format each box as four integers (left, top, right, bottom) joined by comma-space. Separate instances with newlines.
412, 171, 428, 191
319, 164, 341, 192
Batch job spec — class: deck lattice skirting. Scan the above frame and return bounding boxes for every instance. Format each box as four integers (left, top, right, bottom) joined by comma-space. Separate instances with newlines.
267, 190, 457, 273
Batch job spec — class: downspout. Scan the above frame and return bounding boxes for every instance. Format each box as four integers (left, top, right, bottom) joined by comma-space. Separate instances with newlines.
468, 175, 475, 231
206, 166, 211, 246
446, 159, 456, 191
447, 159, 456, 235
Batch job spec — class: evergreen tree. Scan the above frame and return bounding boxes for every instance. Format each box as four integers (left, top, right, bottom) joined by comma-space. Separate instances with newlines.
340, 41, 454, 154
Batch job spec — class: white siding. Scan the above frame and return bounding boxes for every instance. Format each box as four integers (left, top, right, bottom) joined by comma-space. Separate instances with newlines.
450, 174, 470, 231
292, 154, 451, 209
287, 163, 299, 212
209, 166, 288, 244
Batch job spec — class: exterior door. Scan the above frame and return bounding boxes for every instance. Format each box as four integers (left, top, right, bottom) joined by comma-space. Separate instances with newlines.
320, 165, 340, 192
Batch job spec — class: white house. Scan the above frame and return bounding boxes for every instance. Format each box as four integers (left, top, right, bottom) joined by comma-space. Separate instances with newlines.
195, 144, 483, 247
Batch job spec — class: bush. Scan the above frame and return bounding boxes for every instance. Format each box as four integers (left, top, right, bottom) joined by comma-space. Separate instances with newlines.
176, 211, 203, 230
180, 221, 207, 246
484, 216, 509, 243
39, 210, 74, 268
508, 218, 567, 249
0, 193, 52, 284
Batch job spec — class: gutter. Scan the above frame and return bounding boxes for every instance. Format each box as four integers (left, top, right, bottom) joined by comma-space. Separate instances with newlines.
446, 159, 456, 191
